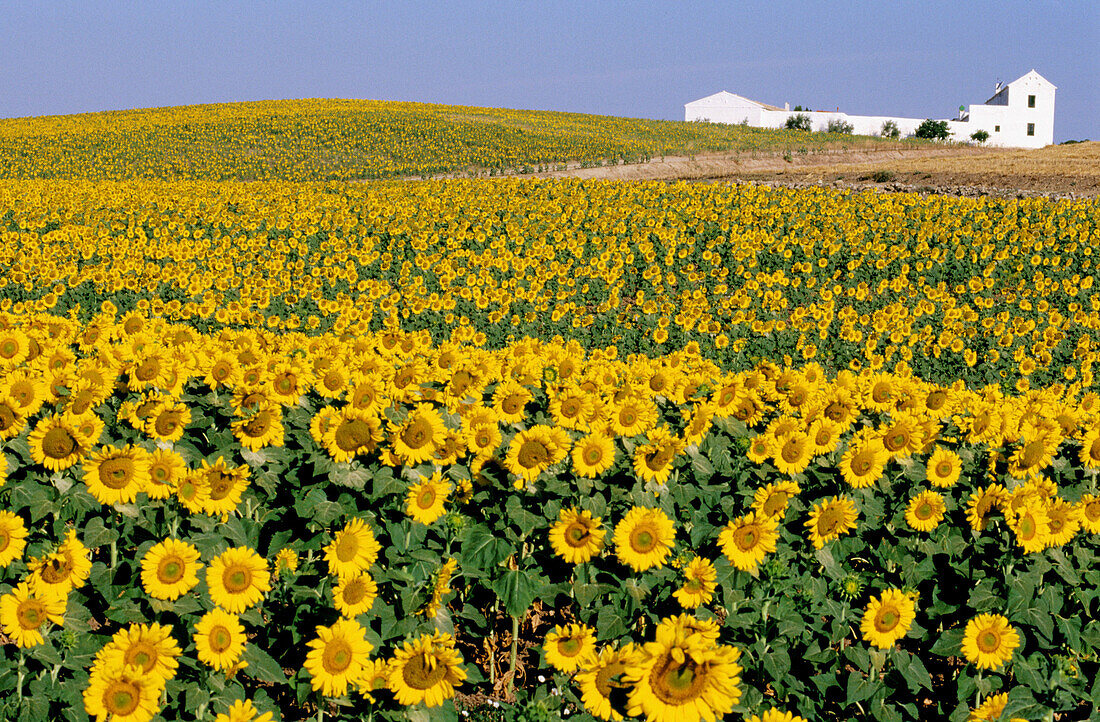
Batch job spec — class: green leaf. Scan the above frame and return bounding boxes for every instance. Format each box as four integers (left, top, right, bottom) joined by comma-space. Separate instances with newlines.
893, 650, 933, 692
459, 524, 512, 570
243, 644, 289, 685
846, 670, 875, 704
80, 516, 119, 549
492, 569, 540, 617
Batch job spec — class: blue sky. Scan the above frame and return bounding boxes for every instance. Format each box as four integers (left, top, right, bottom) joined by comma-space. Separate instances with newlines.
2, 1, 1096, 142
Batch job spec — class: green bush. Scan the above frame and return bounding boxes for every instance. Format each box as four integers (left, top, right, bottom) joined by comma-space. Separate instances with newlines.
915, 119, 951, 141
785, 114, 812, 132
970, 130, 990, 144
826, 119, 854, 135
880, 120, 900, 139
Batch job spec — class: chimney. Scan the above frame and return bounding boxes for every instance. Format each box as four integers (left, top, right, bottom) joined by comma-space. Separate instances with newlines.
784, 102, 789, 111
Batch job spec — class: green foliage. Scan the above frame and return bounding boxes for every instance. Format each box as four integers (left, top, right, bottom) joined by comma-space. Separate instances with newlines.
826, 119, 854, 135
971, 130, 990, 144
785, 114, 812, 132
881, 120, 901, 139
915, 119, 951, 141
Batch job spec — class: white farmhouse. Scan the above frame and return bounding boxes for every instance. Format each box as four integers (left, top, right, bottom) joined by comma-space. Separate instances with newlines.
684, 70, 1055, 148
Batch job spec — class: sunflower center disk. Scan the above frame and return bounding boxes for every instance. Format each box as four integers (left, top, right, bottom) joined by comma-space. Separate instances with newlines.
402, 651, 450, 690
42, 427, 78, 459
224, 566, 252, 593
650, 655, 707, 705
106, 683, 140, 716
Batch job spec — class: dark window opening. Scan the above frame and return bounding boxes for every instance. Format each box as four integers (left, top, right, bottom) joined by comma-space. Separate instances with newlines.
1027, 123, 1035, 136
1028, 95, 1036, 108
994, 125, 1000, 132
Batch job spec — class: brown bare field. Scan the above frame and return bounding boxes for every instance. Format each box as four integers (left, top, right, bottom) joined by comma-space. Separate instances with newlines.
541, 141, 1100, 198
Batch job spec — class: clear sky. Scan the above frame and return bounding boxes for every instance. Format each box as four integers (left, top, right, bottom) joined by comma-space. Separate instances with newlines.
2, 1, 1096, 142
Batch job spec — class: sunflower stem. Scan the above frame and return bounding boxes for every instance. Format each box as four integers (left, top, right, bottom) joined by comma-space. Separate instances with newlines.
16, 650, 25, 700
507, 614, 519, 700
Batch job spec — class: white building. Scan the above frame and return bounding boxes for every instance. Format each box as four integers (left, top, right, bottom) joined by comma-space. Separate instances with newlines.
684, 70, 1055, 148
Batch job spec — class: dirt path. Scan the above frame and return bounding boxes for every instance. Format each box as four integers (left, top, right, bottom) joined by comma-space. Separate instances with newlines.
531, 145, 993, 181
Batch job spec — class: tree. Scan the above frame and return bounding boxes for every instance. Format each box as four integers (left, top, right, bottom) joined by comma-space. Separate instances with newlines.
785, 114, 812, 131
915, 119, 951, 141
826, 119, 854, 134
970, 129, 990, 144
880, 120, 900, 139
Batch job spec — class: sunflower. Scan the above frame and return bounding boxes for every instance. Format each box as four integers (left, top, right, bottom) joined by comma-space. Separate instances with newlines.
632, 429, 684, 486
1006, 501, 1051, 553
961, 614, 1020, 670
140, 538, 202, 601
145, 399, 191, 443
750, 481, 801, 520
905, 491, 947, 532
624, 624, 742, 722
82, 662, 162, 722
839, 438, 887, 489
1044, 497, 1081, 547
390, 404, 447, 465
966, 485, 1005, 532
145, 448, 187, 500
304, 617, 373, 697
232, 403, 284, 451
176, 470, 211, 514
28, 413, 86, 471
506, 425, 568, 485
746, 710, 808, 722
548, 508, 606, 564
925, 446, 962, 488
333, 572, 378, 618
0, 398, 26, 440
543, 623, 598, 673
1009, 430, 1060, 479
465, 422, 502, 458
575, 643, 639, 721
386, 632, 467, 707
572, 434, 616, 478
323, 408, 384, 463
609, 395, 657, 437
324, 518, 382, 579
405, 472, 450, 525
194, 608, 247, 671
550, 386, 595, 431
968, 692, 1009, 721
879, 415, 925, 458
214, 699, 275, 722
492, 379, 533, 424
0, 581, 66, 647
0, 510, 28, 567
673, 557, 718, 609
860, 589, 917, 649
97, 622, 182, 687
273, 548, 299, 578
28, 529, 92, 598
1078, 493, 1100, 534
83, 445, 152, 506
805, 496, 859, 550
206, 546, 271, 613
718, 512, 779, 572
614, 506, 676, 572
807, 418, 843, 456
746, 434, 773, 464
421, 558, 458, 619
772, 431, 814, 475
198, 456, 250, 519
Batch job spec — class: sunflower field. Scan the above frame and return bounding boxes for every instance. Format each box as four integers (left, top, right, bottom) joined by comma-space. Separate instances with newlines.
0, 99, 916, 182
0, 133, 1099, 722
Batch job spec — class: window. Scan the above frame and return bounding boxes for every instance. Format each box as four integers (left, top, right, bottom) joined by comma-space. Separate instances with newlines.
1028, 95, 1036, 108
1027, 123, 1035, 136
994, 125, 1000, 132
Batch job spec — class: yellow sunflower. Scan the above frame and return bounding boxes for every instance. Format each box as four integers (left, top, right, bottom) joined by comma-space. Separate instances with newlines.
145, 448, 188, 500
0, 581, 66, 647
718, 512, 779, 572
140, 538, 202, 601
82, 661, 162, 722
961, 614, 1020, 670
839, 438, 887, 489
575, 643, 640, 721
97, 622, 182, 687
390, 404, 447, 465
746, 710, 808, 722
624, 624, 742, 722
968, 692, 1009, 721
772, 431, 814, 475
194, 608, 247, 671
613, 506, 676, 572
966, 485, 1005, 532
323, 408, 384, 462
198, 456, 250, 519
1078, 493, 1100, 534
548, 508, 606, 564
905, 491, 947, 532
28, 529, 92, 598
544, 623, 598, 674
324, 517, 382, 579
333, 572, 378, 618
405, 471, 450, 525
925, 447, 962, 488
206, 546, 271, 613
232, 403, 284, 451
506, 425, 569, 485
304, 617, 374, 697
1006, 501, 1051, 553
0, 510, 29, 568
750, 481, 801, 520
860, 589, 917, 649
83, 444, 152, 506
572, 433, 616, 478
673, 557, 718, 609
804, 496, 859, 550
213, 699, 275, 722
28, 413, 86, 471
386, 632, 467, 707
